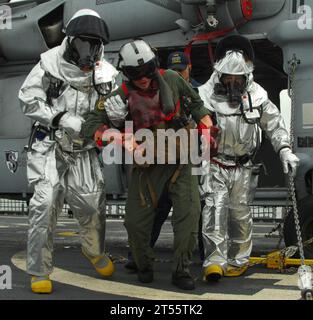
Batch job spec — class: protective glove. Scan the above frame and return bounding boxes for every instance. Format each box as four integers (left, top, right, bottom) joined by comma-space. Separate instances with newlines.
105, 95, 128, 127
279, 148, 299, 177
197, 122, 218, 158
58, 112, 83, 136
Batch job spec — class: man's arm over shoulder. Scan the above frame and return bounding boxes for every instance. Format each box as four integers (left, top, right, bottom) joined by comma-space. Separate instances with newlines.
81, 86, 127, 140
168, 70, 212, 123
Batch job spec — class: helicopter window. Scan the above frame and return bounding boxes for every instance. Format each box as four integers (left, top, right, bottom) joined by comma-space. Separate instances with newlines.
0, 75, 32, 139
303, 103, 313, 129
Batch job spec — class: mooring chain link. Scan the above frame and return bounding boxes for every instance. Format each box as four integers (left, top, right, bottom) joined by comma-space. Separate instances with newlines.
287, 54, 305, 265
269, 55, 302, 258
288, 55, 313, 300
289, 174, 306, 264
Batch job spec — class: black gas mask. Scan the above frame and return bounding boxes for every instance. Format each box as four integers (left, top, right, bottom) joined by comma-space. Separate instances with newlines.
64, 36, 102, 72
214, 74, 246, 105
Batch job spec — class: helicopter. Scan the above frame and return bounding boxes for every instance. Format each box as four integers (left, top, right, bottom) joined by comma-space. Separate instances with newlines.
0, 0, 312, 258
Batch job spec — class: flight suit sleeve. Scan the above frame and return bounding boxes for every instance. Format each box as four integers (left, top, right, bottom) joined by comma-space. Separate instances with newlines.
81, 86, 126, 140
18, 62, 61, 128
175, 73, 212, 123
259, 99, 291, 153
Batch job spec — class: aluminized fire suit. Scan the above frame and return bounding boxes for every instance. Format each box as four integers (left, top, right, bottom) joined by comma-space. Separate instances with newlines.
19, 38, 118, 276
198, 51, 292, 272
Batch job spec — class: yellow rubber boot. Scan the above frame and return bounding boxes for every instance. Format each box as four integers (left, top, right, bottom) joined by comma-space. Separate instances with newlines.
224, 265, 248, 277
203, 265, 224, 282
31, 276, 53, 294
82, 248, 115, 277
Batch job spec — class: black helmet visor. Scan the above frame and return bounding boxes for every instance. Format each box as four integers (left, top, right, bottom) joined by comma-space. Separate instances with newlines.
122, 60, 157, 80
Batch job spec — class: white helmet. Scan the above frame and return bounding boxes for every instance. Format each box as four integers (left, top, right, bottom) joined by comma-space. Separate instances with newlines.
119, 40, 155, 67
214, 50, 254, 75
118, 40, 158, 80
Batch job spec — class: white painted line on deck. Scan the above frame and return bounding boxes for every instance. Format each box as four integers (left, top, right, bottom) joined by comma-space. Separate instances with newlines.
0, 216, 28, 220
246, 272, 299, 287
12, 251, 301, 300
12, 251, 207, 300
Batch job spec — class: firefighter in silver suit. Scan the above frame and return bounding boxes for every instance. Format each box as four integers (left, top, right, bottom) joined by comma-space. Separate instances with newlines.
198, 35, 299, 281
18, 9, 118, 293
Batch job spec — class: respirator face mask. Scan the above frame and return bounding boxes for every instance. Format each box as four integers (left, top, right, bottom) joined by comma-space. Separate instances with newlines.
214, 74, 247, 105
65, 36, 102, 72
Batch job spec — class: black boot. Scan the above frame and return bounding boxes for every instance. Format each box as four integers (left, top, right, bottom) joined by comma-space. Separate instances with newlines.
124, 260, 138, 273
138, 268, 154, 283
125, 251, 138, 273
172, 272, 195, 290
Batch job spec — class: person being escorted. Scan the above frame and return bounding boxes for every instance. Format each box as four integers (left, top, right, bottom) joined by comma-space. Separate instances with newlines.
19, 9, 118, 294
82, 39, 214, 290
198, 35, 299, 282
127, 50, 205, 266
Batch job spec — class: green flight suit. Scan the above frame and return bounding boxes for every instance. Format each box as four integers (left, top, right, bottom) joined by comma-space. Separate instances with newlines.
126, 163, 201, 275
